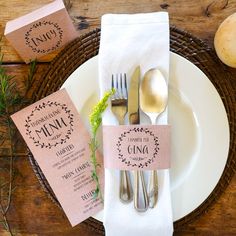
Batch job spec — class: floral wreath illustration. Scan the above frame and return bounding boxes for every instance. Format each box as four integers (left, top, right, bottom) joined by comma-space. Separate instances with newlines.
116, 127, 159, 168
25, 101, 74, 149
25, 20, 63, 53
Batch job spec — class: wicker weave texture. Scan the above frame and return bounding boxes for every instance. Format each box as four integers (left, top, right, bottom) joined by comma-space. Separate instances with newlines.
28, 27, 236, 233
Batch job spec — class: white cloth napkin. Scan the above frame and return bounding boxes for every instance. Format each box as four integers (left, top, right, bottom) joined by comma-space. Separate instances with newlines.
99, 12, 173, 236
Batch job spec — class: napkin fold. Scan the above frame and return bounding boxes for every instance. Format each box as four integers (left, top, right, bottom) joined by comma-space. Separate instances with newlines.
99, 12, 173, 236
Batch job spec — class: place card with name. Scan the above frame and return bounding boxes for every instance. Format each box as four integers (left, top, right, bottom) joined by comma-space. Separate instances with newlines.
103, 125, 171, 170
4, 0, 78, 63
11, 89, 103, 226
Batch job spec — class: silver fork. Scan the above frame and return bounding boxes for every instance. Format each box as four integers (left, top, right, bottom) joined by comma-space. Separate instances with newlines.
111, 73, 133, 203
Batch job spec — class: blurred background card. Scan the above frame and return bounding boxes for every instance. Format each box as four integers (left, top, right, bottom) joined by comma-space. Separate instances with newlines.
4, 0, 78, 63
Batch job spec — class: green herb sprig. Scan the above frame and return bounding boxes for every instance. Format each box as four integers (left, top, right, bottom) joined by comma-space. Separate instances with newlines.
25, 59, 37, 93
89, 89, 115, 202
0, 42, 37, 235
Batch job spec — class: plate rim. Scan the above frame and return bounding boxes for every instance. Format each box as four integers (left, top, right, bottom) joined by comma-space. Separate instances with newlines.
61, 52, 229, 222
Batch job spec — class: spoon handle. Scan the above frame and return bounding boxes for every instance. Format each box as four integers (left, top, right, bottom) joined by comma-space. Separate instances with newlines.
148, 170, 158, 208
134, 170, 149, 212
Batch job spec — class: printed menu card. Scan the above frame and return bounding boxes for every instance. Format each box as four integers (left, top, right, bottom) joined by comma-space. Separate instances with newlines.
11, 89, 103, 226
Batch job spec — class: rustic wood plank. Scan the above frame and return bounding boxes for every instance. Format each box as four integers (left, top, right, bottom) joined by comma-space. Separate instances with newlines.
1, 0, 236, 62
0, 0, 236, 235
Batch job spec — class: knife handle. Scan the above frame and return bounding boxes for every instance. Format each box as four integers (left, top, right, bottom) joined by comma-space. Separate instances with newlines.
134, 170, 149, 212
148, 170, 158, 208
120, 170, 133, 202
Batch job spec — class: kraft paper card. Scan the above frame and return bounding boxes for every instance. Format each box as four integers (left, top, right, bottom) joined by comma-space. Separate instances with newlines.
103, 125, 171, 170
4, 0, 78, 63
11, 89, 103, 226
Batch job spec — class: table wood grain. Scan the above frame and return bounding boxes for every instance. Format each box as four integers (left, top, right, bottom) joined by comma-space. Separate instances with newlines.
0, 0, 235, 235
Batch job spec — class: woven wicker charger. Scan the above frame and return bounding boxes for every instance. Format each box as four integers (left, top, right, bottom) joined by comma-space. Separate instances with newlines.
29, 26, 236, 234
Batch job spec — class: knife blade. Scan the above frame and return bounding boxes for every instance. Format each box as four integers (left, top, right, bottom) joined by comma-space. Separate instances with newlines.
128, 66, 140, 125
128, 66, 149, 212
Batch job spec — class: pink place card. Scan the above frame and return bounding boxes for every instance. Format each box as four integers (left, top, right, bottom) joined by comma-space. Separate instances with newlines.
11, 89, 103, 226
4, 0, 78, 63
103, 125, 171, 170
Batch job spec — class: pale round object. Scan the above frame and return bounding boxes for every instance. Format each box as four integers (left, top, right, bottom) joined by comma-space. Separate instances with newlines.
61, 53, 229, 222
214, 13, 236, 68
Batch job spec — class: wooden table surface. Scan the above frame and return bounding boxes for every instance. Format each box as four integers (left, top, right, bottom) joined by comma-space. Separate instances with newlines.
0, 0, 236, 235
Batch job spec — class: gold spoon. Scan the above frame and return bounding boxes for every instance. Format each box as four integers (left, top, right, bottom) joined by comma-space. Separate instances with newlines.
140, 68, 168, 208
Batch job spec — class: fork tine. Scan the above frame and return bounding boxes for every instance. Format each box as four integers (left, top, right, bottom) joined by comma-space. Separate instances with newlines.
116, 74, 119, 92
119, 73, 124, 98
111, 73, 128, 100
111, 74, 116, 99
123, 73, 128, 99
120, 73, 127, 99
112, 74, 118, 99
111, 74, 114, 89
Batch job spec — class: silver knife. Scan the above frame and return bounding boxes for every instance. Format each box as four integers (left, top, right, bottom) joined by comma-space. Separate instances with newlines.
128, 66, 149, 212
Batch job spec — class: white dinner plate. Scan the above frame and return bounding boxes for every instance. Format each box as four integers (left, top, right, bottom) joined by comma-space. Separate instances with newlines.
61, 52, 229, 222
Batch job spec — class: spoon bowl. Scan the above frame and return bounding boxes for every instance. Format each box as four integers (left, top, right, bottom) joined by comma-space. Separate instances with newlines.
140, 68, 168, 122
